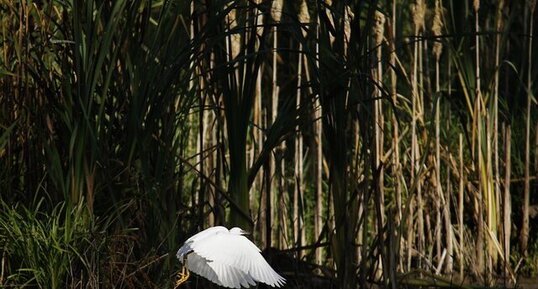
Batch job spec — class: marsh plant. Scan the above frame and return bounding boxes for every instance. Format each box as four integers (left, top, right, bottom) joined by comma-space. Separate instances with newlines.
0, 0, 537, 288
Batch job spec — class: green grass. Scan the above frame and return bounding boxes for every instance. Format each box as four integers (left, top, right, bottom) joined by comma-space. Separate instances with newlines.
0, 199, 90, 289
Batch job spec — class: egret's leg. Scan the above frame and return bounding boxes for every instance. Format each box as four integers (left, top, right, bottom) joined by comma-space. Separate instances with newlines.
174, 265, 190, 288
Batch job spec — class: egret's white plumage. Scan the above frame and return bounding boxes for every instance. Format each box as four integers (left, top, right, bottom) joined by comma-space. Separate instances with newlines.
176, 226, 286, 288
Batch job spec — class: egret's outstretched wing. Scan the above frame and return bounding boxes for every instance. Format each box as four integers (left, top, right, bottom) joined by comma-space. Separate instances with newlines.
177, 226, 228, 260
191, 231, 286, 287
186, 250, 258, 288
186, 252, 221, 286
207, 258, 257, 288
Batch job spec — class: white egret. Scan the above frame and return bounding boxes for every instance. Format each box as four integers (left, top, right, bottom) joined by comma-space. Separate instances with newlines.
175, 226, 286, 288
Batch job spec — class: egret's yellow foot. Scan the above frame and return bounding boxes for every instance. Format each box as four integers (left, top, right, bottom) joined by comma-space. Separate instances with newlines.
174, 265, 190, 288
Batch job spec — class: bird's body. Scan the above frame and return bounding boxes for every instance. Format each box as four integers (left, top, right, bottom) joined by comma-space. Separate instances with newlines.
176, 226, 285, 288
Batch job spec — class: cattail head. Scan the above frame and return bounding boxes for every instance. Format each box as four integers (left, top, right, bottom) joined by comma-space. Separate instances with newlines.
271, 0, 283, 23
373, 10, 386, 47
411, 0, 426, 34
432, 0, 443, 61
473, 0, 480, 13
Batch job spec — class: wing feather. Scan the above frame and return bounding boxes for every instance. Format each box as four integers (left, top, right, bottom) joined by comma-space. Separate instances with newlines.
191, 231, 286, 287
186, 253, 222, 286
177, 226, 228, 260
207, 260, 257, 288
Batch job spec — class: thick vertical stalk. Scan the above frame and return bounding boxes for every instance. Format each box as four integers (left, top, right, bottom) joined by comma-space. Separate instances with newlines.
373, 11, 385, 227
389, 0, 401, 232
410, 0, 425, 269
199, 92, 208, 226
432, 0, 444, 270
521, 0, 534, 257
314, 26, 323, 265
314, 107, 323, 262
373, 9, 387, 284
459, 133, 464, 279
270, 0, 282, 247
388, 0, 403, 271
294, 42, 305, 258
255, 25, 266, 247
493, 0, 504, 271
473, 0, 486, 276
503, 125, 512, 276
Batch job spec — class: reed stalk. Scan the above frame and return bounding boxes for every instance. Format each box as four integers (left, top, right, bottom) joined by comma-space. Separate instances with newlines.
493, 0, 504, 272
373, 8, 386, 228
411, 0, 426, 270
271, 0, 282, 247
503, 124, 512, 278
459, 133, 464, 279
313, 1, 324, 265
521, 0, 535, 258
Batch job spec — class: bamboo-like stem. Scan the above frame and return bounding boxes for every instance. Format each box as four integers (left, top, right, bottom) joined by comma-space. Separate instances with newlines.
373, 9, 387, 284
534, 122, 538, 182
432, 0, 444, 270
410, 0, 425, 269
270, 0, 282, 247
373, 9, 386, 232
473, 0, 486, 277
444, 154, 453, 273
503, 124, 512, 277
197, 72, 207, 229
388, 0, 403, 271
521, 0, 534, 257
493, 0, 504, 271
534, 122, 538, 195
389, 0, 401, 227
254, 9, 266, 247
459, 133, 464, 279
313, 12, 323, 265
416, 0, 426, 269
314, 105, 323, 263
294, 41, 305, 259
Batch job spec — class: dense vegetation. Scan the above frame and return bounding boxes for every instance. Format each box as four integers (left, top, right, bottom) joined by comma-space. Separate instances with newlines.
0, 0, 537, 288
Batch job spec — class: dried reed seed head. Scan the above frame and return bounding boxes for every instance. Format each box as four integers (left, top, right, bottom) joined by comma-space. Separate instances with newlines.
298, 0, 310, 24
344, 6, 354, 43
473, 0, 480, 12
431, 1, 443, 36
432, 0, 443, 61
271, 0, 283, 22
373, 11, 385, 46
411, 0, 426, 33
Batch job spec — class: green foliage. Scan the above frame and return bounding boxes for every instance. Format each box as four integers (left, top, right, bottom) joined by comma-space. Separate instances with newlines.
0, 200, 91, 289
1, 0, 537, 288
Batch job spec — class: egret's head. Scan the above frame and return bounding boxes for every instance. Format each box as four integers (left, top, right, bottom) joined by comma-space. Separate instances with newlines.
230, 227, 249, 235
